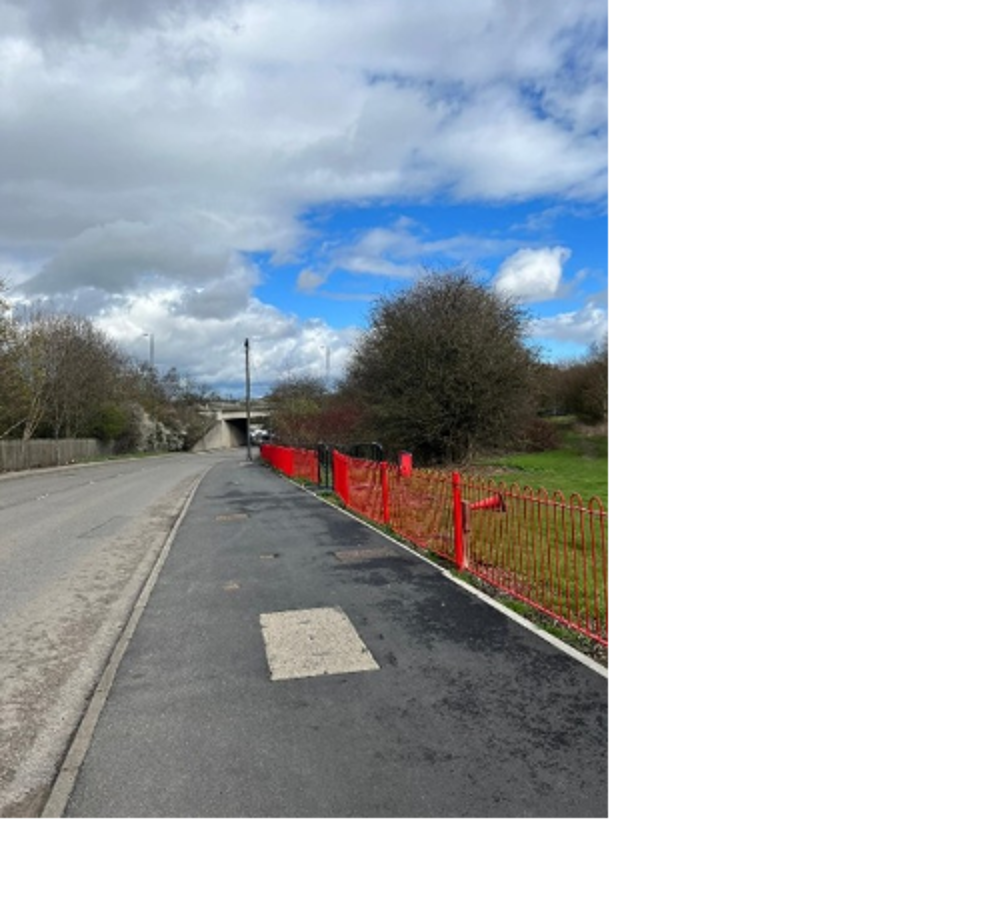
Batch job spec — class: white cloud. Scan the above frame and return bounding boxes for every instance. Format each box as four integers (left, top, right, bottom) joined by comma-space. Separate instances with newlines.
0, 0, 606, 390
494, 247, 571, 302
297, 219, 513, 291
529, 299, 608, 348
92, 289, 361, 394
295, 268, 325, 292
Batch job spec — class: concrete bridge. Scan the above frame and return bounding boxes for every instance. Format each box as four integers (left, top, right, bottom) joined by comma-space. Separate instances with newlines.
190, 401, 272, 452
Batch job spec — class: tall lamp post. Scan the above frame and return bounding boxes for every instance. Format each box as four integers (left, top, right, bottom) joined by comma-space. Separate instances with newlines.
245, 338, 253, 462
143, 332, 154, 371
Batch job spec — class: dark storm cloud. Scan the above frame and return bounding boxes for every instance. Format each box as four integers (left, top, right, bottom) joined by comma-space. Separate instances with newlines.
19, 220, 236, 295
3, 0, 239, 44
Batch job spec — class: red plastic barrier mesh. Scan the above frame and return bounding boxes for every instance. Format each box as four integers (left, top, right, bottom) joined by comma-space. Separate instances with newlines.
386, 467, 456, 563
261, 444, 316, 483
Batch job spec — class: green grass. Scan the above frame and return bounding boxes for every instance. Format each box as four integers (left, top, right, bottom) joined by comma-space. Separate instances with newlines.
471, 421, 608, 506
465, 419, 609, 650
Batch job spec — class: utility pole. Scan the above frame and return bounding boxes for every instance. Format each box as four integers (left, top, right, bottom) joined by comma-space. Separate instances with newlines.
244, 338, 252, 462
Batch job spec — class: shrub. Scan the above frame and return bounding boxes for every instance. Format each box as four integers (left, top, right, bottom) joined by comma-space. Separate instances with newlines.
522, 417, 562, 452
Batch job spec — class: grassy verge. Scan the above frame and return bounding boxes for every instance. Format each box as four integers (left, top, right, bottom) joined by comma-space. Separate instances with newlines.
469, 419, 608, 506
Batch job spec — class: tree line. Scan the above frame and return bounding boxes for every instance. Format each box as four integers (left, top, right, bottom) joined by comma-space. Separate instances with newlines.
1, 270, 607, 462
0, 279, 215, 450
267, 269, 608, 464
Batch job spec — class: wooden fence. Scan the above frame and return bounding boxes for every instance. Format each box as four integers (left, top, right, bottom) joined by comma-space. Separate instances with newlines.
0, 439, 113, 473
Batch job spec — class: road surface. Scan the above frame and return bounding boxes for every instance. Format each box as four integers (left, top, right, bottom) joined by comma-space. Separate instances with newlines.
0, 450, 235, 816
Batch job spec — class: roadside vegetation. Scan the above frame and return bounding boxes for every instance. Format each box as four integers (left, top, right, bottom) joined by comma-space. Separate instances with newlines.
266, 269, 608, 482
0, 278, 217, 451
467, 418, 608, 506
2, 269, 608, 485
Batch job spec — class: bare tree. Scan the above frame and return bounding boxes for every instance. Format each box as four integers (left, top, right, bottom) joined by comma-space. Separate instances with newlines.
0, 277, 9, 343
534, 334, 608, 426
0, 278, 25, 438
0, 292, 221, 451
43, 315, 127, 438
341, 270, 539, 463
0, 308, 132, 441
601, 331, 611, 420
0, 307, 52, 441
267, 375, 328, 443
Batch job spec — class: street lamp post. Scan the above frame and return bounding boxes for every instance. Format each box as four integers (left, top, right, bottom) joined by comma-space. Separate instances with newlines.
245, 338, 253, 462
143, 332, 154, 371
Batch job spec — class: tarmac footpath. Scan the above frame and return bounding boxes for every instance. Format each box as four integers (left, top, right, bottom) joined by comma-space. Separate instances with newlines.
47, 455, 608, 817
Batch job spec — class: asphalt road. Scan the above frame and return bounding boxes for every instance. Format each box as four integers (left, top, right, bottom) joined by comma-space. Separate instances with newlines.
0, 450, 234, 816
52, 454, 608, 817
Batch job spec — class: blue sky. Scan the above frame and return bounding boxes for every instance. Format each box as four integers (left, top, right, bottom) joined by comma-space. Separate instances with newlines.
0, 0, 608, 396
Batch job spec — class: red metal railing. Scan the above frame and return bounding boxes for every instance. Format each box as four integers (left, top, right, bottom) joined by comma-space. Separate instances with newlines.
261, 445, 608, 648
456, 476, 608, 647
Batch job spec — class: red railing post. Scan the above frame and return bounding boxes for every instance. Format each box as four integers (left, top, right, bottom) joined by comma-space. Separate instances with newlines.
452, 471, 466, 570
380, 461, 390, 524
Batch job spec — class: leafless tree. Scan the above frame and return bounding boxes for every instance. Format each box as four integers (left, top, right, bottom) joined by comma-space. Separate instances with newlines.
534, 334, 608, 426
42, 314, 127, 438
0, 292, 220, 450
266, 377, 363, 446
0, 303, 53, 441
1, 307, 132, 441
601, 331, 611, 420
0, 278, 25, 438
266, 375, 327, 443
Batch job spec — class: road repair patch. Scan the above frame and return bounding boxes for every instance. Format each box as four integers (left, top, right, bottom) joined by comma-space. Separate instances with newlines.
332, 547, 395, 561
259, 607, 379, 681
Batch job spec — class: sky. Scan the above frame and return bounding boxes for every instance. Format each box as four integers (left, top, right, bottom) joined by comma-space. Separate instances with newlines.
0, 0, 607, 396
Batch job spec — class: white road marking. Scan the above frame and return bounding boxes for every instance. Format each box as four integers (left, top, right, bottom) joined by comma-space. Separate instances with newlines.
259, 607, 379, 681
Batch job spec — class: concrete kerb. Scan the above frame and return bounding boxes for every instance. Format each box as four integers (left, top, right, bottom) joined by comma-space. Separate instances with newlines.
40, 471, 208, 818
